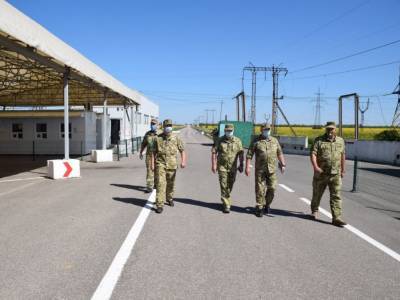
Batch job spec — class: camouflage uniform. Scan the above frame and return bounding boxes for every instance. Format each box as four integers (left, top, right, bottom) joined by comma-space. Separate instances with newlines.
213, 135, 243, 209
154, 132, 185, 208
247, 135, 283, 209
311, 134, 345, 221
141, 130, 158, 189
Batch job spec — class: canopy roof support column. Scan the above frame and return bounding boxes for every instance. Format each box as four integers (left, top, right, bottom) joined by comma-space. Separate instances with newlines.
63, 67, 70, 160
102, 90, 108, 150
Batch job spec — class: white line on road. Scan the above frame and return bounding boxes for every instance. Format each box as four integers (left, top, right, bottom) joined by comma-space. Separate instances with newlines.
0, 176, 44, 183
299, 197, 400, 262
91, 190, 156, 300
279, 184, 295, 193
0, 181, 42, 197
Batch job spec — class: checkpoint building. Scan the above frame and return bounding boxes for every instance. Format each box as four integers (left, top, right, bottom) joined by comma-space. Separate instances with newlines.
0, 1, 159, 176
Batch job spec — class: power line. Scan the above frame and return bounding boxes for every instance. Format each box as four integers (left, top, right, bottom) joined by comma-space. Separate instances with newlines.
290, 39, 400, 74
283, 0, 371, 49
287, 60, 400, 80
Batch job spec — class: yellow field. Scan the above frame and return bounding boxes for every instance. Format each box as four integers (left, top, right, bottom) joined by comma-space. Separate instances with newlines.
197, 124, 390, 140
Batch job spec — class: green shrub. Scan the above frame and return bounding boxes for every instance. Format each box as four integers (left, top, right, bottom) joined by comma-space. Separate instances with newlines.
374, 129, 400, 141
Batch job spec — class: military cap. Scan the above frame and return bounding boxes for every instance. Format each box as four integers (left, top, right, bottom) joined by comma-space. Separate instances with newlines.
163, 119, 173, 126
325, 121, 336, 129
261, 123, 271, 130
150, 118, 158, 124
224, 123, 234, 131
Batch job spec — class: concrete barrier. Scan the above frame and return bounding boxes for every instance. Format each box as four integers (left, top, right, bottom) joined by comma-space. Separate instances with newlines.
47, 159, 80, 179
345, 140, 400, 166
91, 149, 113, 162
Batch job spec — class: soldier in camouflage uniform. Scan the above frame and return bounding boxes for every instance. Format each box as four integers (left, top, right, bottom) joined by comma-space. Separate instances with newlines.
151, 119, 186, 214
310, 121, 347, 227
140, 118, 159, 193
246, 124, 286, 217
211, 124, 244, 213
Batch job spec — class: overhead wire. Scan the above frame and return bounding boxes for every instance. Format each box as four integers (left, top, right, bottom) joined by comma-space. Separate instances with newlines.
290, 39, 400, 74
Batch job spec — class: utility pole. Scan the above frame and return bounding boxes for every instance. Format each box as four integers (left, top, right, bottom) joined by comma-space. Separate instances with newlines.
210, 109, 216, 124
391, 67, 400, 127
233, 91, 246, 121
219, 99, 223, 121
242, 64, 289, 134
312, 88, 323, 129
359, 98, 370, 128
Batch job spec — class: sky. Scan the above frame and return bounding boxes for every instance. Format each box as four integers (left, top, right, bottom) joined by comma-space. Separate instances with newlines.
8, 0, 400, 125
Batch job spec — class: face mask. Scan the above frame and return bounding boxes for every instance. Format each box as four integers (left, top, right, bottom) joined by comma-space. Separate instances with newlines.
262, 130, 270, 138
150, 124, 157, 131
225, 131, 233, 137
164, 126, 173, 134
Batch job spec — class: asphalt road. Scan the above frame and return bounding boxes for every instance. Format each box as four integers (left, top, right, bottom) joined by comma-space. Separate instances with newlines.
0, 126, 399, 299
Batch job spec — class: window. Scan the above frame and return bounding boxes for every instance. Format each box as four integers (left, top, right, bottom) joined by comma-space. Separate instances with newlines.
137, 113, 142, 124
36, 123, 47, 139
12, 123, 23, 139
144, 115, 149, 125
60, 123, 72, 139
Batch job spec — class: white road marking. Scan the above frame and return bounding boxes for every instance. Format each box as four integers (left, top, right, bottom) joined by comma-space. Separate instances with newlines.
279, 184, 295, 193
0, 181, 42, 197
91, 190, 156, 300
0, 176, 44, 183
299, 197, 400, 262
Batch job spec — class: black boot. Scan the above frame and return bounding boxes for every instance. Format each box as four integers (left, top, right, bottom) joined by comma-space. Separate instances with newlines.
155, 206, 163, 214
255, 207, 264, 218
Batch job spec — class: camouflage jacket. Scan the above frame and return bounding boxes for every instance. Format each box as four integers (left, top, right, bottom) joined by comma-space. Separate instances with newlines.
311, 134, 345, 175
141, 130, 158, 156
213, 136, 243, 172
247, 135, 282, 174
154, 133, 185, 169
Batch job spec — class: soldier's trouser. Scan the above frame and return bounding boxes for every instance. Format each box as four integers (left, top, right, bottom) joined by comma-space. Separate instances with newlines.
255, 170, 277, 209
218, 170, 237, 208
145, 154, 154, 189
311, 173, 342, 220
155, 165, 176, 208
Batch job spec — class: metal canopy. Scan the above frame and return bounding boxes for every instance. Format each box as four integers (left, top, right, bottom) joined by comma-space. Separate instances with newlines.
0, 1, 142, 107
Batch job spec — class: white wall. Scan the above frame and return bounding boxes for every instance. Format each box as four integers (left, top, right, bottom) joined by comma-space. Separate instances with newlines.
345, 140, 400, 166
0, 111, 98, 155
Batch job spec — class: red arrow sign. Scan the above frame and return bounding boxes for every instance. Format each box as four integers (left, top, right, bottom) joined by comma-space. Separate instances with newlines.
63, 162, 73, 177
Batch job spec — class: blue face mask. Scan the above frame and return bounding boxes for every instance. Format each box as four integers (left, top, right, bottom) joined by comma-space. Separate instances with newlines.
262, 130, 270, 138
225, 131, 234, 137
164, 126, 173, 134
150, 124, 157, 131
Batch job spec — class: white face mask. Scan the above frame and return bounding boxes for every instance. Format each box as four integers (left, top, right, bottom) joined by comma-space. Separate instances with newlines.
225, 131, 233, 137
262, 130, 270, 138
164, 126, 173, 134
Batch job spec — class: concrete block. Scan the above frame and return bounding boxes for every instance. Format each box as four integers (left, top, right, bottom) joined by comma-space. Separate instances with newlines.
47, 159, 80, 179
91, 149, 113, 162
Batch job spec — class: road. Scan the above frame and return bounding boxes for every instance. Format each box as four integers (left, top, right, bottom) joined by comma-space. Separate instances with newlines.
0, 126, 399, 299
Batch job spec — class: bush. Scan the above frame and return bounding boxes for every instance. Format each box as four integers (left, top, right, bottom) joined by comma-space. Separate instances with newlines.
374, 129, 400, 141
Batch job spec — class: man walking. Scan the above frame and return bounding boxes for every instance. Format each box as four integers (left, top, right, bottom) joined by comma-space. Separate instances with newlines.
310, 121, 347, 227
151, 119, 186, 214
245, 124, 286, 217
211, 124, 244, 213
140, 118, 159, 193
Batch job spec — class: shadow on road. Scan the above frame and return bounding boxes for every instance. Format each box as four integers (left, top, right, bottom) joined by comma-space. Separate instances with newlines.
112, 197, 158, 211
111, 183, 149, 193
174, 198, 253, 214
359, 167, 400, 178
269, 208, 331, 224
366, 206, 400, 214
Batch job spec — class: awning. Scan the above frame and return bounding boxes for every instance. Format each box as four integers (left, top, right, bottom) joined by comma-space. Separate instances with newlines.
0, 1, 143, 107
